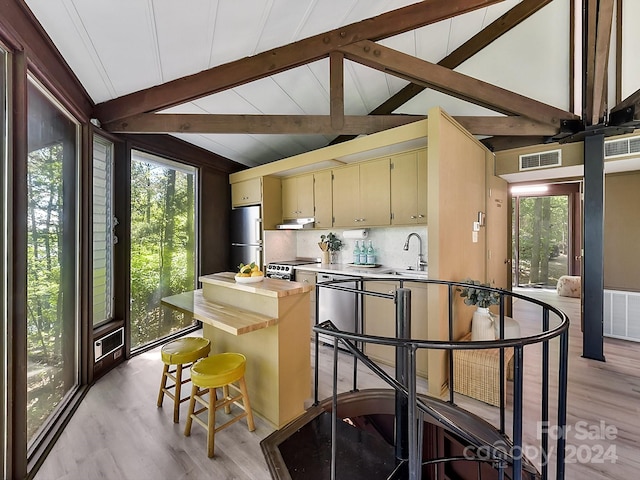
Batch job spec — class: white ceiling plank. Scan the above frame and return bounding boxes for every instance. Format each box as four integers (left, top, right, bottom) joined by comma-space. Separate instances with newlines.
447, 8, 488, 56
208, 0, 272, 68
397, 89, 501, 117
413, 20, 453, 63
255, 0, 316, 52
481, 0, 523, 27
25, 0, 116, 102
152, 0, 218, 82
294, 0, 360, 41
621, 0, 640, 100
271, 63, 330, 115
68, 0, 163, 97
456, 0, 570, 110
233, 78, 306, 115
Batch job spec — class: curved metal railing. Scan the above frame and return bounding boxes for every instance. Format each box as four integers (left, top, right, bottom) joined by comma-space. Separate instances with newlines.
312, 277, 570, 480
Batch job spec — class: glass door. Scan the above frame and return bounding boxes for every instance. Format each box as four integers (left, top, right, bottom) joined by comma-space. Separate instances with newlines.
511, 182, 581, 289
129, 151, 197, 350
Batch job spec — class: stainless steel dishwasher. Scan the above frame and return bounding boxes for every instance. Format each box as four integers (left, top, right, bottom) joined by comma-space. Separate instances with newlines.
316, 272, 360, 348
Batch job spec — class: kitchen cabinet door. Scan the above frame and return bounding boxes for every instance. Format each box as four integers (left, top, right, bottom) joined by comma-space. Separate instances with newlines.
391, 149, 427, 225
359, 157, 391, 226
282, 174, 314, 219
332, 164, 360, 227
281, 177, 298, 219
232, 177, 262, 207
313, 170, 333, 228
364, 280, 428, 377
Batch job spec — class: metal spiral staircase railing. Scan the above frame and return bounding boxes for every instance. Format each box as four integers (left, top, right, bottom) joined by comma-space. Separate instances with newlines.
307, 278, 570, 480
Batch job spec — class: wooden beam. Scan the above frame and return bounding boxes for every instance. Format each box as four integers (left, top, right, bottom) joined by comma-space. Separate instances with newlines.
103, 114, 425, 135
611, 87, 640, 113
330, 52, 344, 130
339, 40, 578, 127
591, 0, 615, 125
94, 0, 503, 123
453, 116, 558, 136
332, 0, 553, 145
584, 0, 598, 122
481, 135, 550, 152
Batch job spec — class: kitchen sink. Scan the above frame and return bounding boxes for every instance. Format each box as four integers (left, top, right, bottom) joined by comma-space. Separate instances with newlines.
384, 269, 428, 278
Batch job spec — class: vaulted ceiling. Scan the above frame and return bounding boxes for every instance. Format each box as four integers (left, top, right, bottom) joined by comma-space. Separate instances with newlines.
24, 0, 640, 168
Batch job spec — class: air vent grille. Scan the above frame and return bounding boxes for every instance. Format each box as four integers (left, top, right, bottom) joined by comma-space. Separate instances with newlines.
94, 327, 124, 362
604, 136, 640, 158
519, 150, 561, 171
604, 290, 640, 342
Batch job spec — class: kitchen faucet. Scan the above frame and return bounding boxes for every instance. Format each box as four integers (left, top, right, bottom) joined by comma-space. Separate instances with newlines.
403, 232, 428, 271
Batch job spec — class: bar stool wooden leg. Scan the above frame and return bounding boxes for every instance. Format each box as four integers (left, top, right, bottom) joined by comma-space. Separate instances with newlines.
157, 363, 169, 407
184, 384, 198, 437
173, 364, 183, 423
207, 388, 216, 458
238, 376, 255, 431
223, 385, 231, 414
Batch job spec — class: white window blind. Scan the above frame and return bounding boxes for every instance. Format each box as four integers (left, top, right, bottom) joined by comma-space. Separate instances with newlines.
93, 136, 114, 326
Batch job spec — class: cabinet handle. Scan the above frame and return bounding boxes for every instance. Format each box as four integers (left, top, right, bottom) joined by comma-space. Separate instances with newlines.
354, 218, 360, 222
418, 214, 425, 218
410, 215, 417, 219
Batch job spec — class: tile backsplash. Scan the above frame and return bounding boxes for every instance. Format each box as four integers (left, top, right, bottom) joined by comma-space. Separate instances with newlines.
266, 226, 429, 269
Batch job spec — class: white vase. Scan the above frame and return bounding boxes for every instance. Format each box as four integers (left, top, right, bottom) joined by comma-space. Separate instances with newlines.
471, 307, 496, 341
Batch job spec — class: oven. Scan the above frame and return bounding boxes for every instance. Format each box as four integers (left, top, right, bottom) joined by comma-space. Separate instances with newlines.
266, 258, 318, 281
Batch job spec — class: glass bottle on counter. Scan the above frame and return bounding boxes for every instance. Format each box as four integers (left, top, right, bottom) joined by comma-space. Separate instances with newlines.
366, 240, 376, 265
359, 242, 367, 265
353, 241, 360, 265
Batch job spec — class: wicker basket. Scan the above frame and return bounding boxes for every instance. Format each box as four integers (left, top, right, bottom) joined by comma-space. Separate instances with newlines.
452, 333, 514, 407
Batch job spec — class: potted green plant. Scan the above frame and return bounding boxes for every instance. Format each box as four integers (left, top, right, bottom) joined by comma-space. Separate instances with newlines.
318, 232, 343, 264
458, 279, 500, 341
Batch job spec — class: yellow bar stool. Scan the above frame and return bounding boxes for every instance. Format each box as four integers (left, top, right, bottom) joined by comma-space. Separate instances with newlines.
184, 353, 255, 458
157, 337, 211, 423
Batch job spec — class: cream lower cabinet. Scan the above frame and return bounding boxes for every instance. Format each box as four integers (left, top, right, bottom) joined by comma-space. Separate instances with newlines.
332, 157, 390, 227
295, 270, 317, 338
364, 280, 428, 377
391, 148, 427, 225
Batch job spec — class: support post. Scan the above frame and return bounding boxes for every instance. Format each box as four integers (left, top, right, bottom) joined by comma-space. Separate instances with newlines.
395, 288, 411, 463
582, 134, 605, 361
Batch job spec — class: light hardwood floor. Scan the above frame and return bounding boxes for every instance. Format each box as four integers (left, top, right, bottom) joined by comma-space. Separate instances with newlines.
35, 289, 640, 479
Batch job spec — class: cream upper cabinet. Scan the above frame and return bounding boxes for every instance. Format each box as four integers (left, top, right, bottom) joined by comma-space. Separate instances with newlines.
391, 148, 427, 225
231, 177, 262, 207
313, 170, 333, 228
281, 174, 314, 219
332, 157, 390, 227
363, 280, 428, 377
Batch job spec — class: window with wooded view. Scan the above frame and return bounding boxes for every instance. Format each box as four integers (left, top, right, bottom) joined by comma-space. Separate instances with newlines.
130, 151, 197, 350
26, 78, 79, 443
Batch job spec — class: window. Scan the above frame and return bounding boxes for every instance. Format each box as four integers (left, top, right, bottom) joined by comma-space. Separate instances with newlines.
129, 150, 197, 350
93, 135, 114, 326
26, 77, 79, 443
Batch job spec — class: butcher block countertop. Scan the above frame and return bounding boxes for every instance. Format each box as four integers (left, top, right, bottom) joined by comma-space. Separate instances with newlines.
161, 289, 276, 335
199, 272, 313, 297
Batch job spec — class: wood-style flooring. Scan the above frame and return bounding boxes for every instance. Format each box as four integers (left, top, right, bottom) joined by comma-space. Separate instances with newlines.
35, 289, 640, 479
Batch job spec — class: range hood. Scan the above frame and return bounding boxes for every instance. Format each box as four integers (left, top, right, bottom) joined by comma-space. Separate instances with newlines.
276, 218, 315, 230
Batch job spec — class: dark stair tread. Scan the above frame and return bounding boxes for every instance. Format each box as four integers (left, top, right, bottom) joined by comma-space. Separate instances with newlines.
278, 411, 396, 480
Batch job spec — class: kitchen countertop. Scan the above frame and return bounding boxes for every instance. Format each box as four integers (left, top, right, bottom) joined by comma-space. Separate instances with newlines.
200, 271, 313, 297
293, 263, 428, 280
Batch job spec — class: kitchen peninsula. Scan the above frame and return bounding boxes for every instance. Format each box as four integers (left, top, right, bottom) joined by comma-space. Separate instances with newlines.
161, 272, 312, 429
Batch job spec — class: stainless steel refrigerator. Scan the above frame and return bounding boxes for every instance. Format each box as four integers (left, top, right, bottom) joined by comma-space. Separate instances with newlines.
230, 205, 263, 270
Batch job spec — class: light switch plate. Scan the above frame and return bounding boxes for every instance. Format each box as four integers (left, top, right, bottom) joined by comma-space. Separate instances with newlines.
473, 221, 480, 231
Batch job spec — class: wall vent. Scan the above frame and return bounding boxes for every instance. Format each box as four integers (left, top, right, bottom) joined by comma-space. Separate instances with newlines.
604, 136, 640, 158
94, 327, 124, 362
519, 149, 561, 171
604, 290, 640, 343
